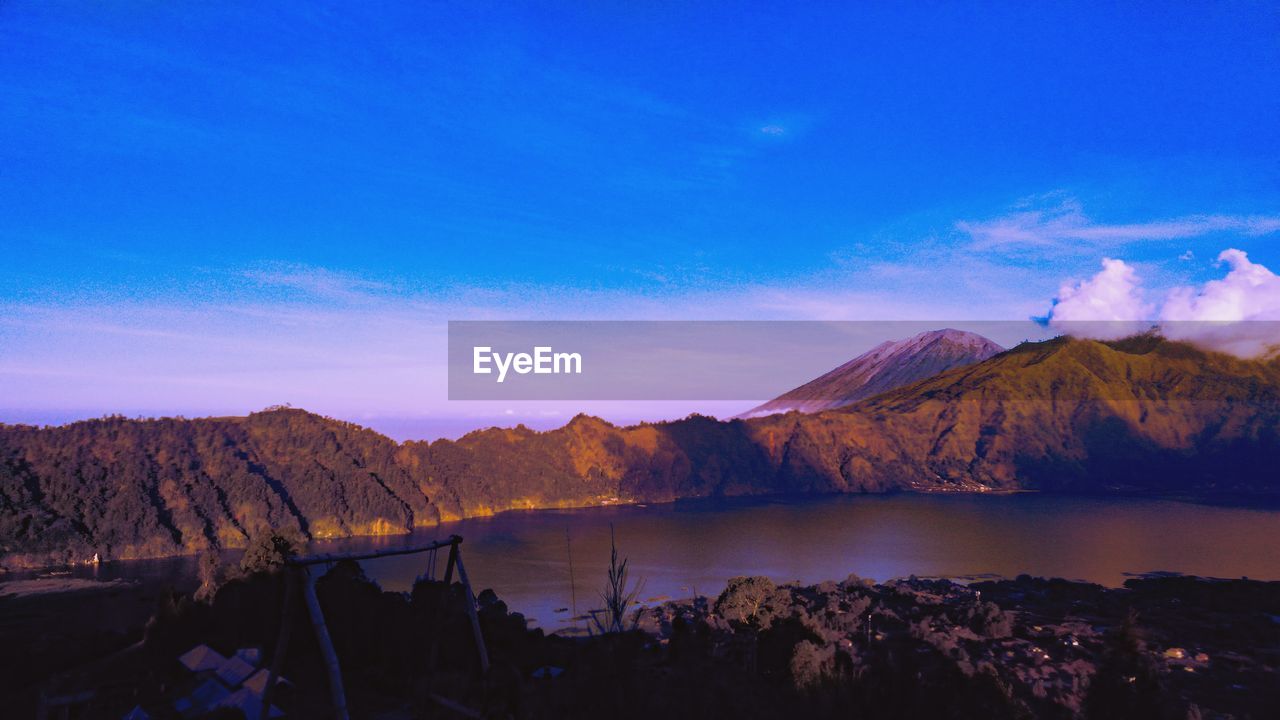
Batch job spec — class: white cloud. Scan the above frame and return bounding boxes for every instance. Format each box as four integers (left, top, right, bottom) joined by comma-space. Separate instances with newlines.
1161, 250, 1280, 322
1045, 249, 1280, 355
1159, 249, 1280, 356
1046, 258, 1155, 339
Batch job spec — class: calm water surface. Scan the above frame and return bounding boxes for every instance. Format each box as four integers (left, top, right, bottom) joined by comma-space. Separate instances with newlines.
39, 494, 1280, 631
313, 493, 1280, 629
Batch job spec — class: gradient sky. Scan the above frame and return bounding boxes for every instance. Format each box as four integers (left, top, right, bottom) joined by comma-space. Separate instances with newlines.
2, 2, 1279, 437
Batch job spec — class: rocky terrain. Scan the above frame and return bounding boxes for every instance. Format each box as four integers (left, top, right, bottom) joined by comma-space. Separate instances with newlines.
3, 334, 1280, 569
621, 572, 1280, 719
12, 561, 1277, 719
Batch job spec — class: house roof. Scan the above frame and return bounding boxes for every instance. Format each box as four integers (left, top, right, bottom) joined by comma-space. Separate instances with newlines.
215, 654, 257, 687
121, 705, 152, 720
177, 644, 228, 673
219, 687, 285, 720
173, 677, 230, 717
242, 668, 289, 696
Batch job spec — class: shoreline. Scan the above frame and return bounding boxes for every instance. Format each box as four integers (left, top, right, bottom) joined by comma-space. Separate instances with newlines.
10, 484, 1280, 573
6, 487, 1280, 574
0, 576, 136, 599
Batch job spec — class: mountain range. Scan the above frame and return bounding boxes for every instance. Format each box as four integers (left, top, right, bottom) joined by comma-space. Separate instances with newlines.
741, 328, 1004, 417
3, 333, 1279, 569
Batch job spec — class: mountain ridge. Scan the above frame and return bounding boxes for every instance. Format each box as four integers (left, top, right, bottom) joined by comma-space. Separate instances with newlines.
3, 334, 1279, 569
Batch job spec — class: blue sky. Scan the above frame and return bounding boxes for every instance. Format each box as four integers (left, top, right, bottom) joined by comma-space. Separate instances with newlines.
2, 2, 1279, 436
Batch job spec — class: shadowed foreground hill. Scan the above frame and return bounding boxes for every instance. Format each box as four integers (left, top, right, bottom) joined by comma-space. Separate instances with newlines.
3, 336, 1280, 568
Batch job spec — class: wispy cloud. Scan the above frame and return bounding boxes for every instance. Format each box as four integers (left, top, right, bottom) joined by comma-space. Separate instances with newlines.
242, 265, 394, 302
957, 197, 1280, 253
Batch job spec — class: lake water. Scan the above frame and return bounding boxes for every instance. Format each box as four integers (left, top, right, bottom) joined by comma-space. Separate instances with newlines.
310, 493, 1280, 630
31, 493, 1280, 632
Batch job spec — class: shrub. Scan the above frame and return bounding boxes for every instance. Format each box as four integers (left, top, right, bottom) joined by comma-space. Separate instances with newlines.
715, 576, 791, 629
238, 526, 304, 575
789, 640, 836, 689
592, 524, 645, 634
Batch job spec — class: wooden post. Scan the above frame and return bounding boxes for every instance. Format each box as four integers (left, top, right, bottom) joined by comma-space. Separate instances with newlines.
260, 567, 299, 720
442, 539, 457, 584
566, 527, 577, 617
427, 538, 461, 672
453, 550, 490, 674
301, 566, 350, 720
265, 535, 486, 716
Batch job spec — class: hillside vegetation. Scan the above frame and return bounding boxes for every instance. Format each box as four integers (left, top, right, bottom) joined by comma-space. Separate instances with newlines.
3, 336, 1279, 568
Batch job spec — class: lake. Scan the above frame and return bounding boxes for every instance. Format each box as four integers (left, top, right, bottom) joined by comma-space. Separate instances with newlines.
29, 493, 1280, 632
310, 492, 1280, 630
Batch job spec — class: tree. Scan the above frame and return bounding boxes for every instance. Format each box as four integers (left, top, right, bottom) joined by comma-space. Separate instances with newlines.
238, 526, 304, 575
1083, 608, 1172, 720
789, 640, 836, 689
194, 547, 226, 602
715, 576, 790, 629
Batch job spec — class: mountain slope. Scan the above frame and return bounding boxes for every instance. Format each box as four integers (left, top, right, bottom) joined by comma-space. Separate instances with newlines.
742, 329, 1004, 417
2, 336, 1279, 569
776, 334, 1280, 493
0, 410, 439, 568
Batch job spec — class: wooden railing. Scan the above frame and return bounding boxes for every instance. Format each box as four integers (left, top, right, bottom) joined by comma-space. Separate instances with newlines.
260, 534, 489, 720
